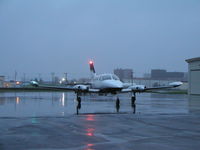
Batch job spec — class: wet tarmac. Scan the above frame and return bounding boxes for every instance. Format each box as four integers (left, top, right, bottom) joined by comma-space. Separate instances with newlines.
0, 92, 200, 149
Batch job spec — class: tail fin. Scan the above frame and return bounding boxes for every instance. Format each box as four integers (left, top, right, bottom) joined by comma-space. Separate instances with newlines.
89, 60, 96, 78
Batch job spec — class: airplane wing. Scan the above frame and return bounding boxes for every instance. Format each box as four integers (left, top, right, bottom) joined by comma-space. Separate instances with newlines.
30, 81, 182, 94
30, 81, 100, 93
121, 81, 183, 93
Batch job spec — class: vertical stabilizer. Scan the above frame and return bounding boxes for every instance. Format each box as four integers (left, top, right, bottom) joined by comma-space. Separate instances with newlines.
89, 60, 96, 78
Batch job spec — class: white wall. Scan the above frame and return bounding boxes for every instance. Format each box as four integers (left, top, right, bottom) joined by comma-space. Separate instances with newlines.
188, 60, 200, 95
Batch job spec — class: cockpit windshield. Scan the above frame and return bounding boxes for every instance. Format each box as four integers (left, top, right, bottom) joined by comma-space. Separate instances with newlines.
112, 74, 120, 80
102, 75, 112, 80
96, 74, 120, 81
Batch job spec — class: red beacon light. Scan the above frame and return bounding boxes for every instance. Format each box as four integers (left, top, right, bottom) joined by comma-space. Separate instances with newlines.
89, 60, 93, 65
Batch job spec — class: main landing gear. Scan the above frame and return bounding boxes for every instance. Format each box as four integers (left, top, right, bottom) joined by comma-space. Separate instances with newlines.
76, 93, 81, 115
115, 97, 120, 113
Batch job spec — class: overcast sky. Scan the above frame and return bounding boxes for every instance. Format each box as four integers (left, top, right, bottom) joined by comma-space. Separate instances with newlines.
0, 0, 200, 80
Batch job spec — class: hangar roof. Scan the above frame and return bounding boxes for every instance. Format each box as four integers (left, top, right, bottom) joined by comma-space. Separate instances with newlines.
186, 57, 200, 63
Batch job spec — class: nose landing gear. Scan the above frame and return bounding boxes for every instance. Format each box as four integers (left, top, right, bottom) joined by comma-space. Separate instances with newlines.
131, 93, 136, 114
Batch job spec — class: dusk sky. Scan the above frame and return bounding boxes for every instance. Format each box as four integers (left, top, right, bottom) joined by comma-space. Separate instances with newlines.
0, 0, 200, 80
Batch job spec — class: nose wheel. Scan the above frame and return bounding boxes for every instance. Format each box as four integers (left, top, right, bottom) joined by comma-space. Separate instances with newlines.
131, 93, 136, 114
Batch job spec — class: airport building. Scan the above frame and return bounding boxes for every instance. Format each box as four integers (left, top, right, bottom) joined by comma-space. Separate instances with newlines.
114, 68, 133, 81
186, 57, 200, 95
0, 76, 5, 87
151, 69, 186, 81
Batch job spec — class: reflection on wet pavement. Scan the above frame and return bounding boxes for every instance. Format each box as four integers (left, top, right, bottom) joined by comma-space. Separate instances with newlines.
0, 92, 199, 117
0, 92, 200, 150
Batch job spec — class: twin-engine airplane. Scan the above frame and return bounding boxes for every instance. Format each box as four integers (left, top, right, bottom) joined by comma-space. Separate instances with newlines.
31, 61, 183, 102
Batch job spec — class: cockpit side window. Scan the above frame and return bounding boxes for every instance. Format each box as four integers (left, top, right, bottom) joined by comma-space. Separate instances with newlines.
112, 74, 119, 80
99, 76, 103, 81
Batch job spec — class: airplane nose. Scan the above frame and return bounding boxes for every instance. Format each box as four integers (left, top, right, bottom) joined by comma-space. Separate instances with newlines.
106, 81, 123, 88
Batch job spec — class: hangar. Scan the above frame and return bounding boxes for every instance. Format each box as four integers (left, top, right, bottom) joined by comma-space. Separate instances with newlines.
186, 57, 200, 95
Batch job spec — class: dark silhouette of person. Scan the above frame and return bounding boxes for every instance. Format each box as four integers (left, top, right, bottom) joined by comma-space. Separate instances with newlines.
116, 97, 120, 113
131, 96, 136, 114
76, 97, 81, 115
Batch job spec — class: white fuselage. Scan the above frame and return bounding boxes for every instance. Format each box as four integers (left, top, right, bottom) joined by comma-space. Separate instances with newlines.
91, 74, 123, 90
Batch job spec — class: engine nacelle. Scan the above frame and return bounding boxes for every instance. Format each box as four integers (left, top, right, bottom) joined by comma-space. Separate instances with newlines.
128, 85, 146, 90
73, 85, 89, 90
30, 81, 39, 87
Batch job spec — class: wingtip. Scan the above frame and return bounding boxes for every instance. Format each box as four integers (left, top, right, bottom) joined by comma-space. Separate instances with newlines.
169, 81, 183, 87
